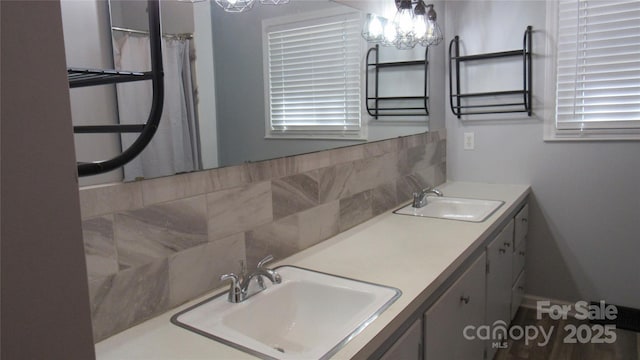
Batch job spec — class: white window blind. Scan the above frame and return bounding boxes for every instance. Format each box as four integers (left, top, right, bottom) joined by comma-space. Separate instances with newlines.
555, 0, 640, 133
265, 12, 362, 137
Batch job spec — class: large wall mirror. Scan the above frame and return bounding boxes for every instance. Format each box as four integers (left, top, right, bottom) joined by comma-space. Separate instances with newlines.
61, 0, 442, 186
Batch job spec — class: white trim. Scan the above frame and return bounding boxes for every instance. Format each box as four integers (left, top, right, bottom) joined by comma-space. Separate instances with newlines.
264, 133, 368, 141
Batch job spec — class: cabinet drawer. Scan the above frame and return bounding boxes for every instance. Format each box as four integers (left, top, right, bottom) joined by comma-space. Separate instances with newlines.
514, 204, 529, 249
512, 238, 526, 284
511, 270, 525, 320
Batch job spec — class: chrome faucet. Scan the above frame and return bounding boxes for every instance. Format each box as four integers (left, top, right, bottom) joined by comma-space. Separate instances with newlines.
220, 255, 282, 303
412, 187, 443, 208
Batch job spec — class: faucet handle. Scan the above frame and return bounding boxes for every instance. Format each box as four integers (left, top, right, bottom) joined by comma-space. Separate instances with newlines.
220, 272, 239, 283
256, 255, 282, 284
412, 189, 428, 208
220, 273, 242, 303
257, 255, 274, 269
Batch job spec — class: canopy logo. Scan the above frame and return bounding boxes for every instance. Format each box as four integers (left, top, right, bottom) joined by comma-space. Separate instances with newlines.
463, 300, 618, 348
463, 320, 554, 347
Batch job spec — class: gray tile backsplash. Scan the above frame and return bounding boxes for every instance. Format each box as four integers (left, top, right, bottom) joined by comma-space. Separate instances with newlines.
88, 259, 170, 342
245, 214, 300, 269
206, 181, 273, 241
168, 234, 246, 308
372, 182, 398, 216
339, 189, 374, 232
82, 215, 118, 280
114, 196, 208, 269
79, 130, 446, 342
271, 172, 319, 219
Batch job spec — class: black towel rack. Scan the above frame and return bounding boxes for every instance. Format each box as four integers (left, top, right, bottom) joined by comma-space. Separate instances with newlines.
69, 0, 164, 177
449, 26, 532, 119
366, 45, 429, 119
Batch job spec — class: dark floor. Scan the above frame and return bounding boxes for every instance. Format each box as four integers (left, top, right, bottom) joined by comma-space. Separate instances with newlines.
494, 307, 640, 360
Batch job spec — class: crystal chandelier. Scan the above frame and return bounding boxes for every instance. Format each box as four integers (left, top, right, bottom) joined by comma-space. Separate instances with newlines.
362, 0, 443, 49
214, 0, 290, 13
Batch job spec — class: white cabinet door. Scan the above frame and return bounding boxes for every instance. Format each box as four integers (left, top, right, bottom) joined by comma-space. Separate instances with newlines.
512, 203, 528, 319
485, 220, 514, 360
511, 270, 526, 320
514, 203, 529, 250
512, 239, 526, 285
424, 253, 486, 360
380, 319, 422, 360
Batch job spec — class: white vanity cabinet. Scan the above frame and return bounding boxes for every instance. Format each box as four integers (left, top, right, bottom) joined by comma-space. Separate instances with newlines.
379, 319, 423, 360
379, 201, 529, 360
424, 253, 487, 360
511, 203, 528, 319
485, 219, 515, 360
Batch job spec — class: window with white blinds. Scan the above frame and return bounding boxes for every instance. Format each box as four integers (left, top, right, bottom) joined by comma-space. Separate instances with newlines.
554, 0, 640, 137
263, 11, 363, 138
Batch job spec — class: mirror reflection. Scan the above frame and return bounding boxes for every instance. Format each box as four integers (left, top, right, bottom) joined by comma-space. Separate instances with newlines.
62, 0, 431, 186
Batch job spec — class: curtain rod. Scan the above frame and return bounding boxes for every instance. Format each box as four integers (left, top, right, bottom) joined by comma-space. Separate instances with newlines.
112, 26, 193, 40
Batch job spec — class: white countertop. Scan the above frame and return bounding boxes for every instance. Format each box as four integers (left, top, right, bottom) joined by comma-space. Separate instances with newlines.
95, 181, 530, 360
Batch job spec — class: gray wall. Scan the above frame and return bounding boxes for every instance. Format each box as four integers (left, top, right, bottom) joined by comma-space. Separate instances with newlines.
1, 1, 95, 358
213, 0, 444, 167
445, 0, 640, 308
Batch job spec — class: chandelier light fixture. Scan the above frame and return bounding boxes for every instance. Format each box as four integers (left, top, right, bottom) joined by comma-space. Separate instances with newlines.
214, 0, 290, 13
362, 0, 443, 49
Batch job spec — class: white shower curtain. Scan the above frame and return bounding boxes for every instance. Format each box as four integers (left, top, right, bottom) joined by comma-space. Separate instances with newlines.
113, 34, 200, 181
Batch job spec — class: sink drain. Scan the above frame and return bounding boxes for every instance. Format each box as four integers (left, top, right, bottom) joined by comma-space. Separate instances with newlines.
273, 346, 285, 353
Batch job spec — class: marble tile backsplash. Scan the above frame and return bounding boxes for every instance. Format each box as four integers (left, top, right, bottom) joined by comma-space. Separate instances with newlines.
79, 130, 446, 342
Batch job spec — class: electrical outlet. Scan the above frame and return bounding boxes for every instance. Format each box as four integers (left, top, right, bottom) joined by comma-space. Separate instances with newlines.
464, 132, 475, 150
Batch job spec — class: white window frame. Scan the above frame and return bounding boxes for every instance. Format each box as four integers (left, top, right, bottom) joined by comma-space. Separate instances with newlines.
544, 0, 640, 141
262, 8, 366, 140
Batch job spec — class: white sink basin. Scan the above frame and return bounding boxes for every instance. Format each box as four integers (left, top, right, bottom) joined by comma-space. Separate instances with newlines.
171, 266, 401, 360
394, 196, 504, 222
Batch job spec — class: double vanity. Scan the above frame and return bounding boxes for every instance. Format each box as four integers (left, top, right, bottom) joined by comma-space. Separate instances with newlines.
95, 181, 530, 359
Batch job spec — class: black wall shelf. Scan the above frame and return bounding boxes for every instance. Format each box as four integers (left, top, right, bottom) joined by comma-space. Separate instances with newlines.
366, 45, 429, 119
69, 0, 164, 177
67, 68, 153, 88
449, 26, 532, 119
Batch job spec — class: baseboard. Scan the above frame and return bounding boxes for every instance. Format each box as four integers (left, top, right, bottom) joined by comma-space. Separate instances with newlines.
590, 301, 640, 332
